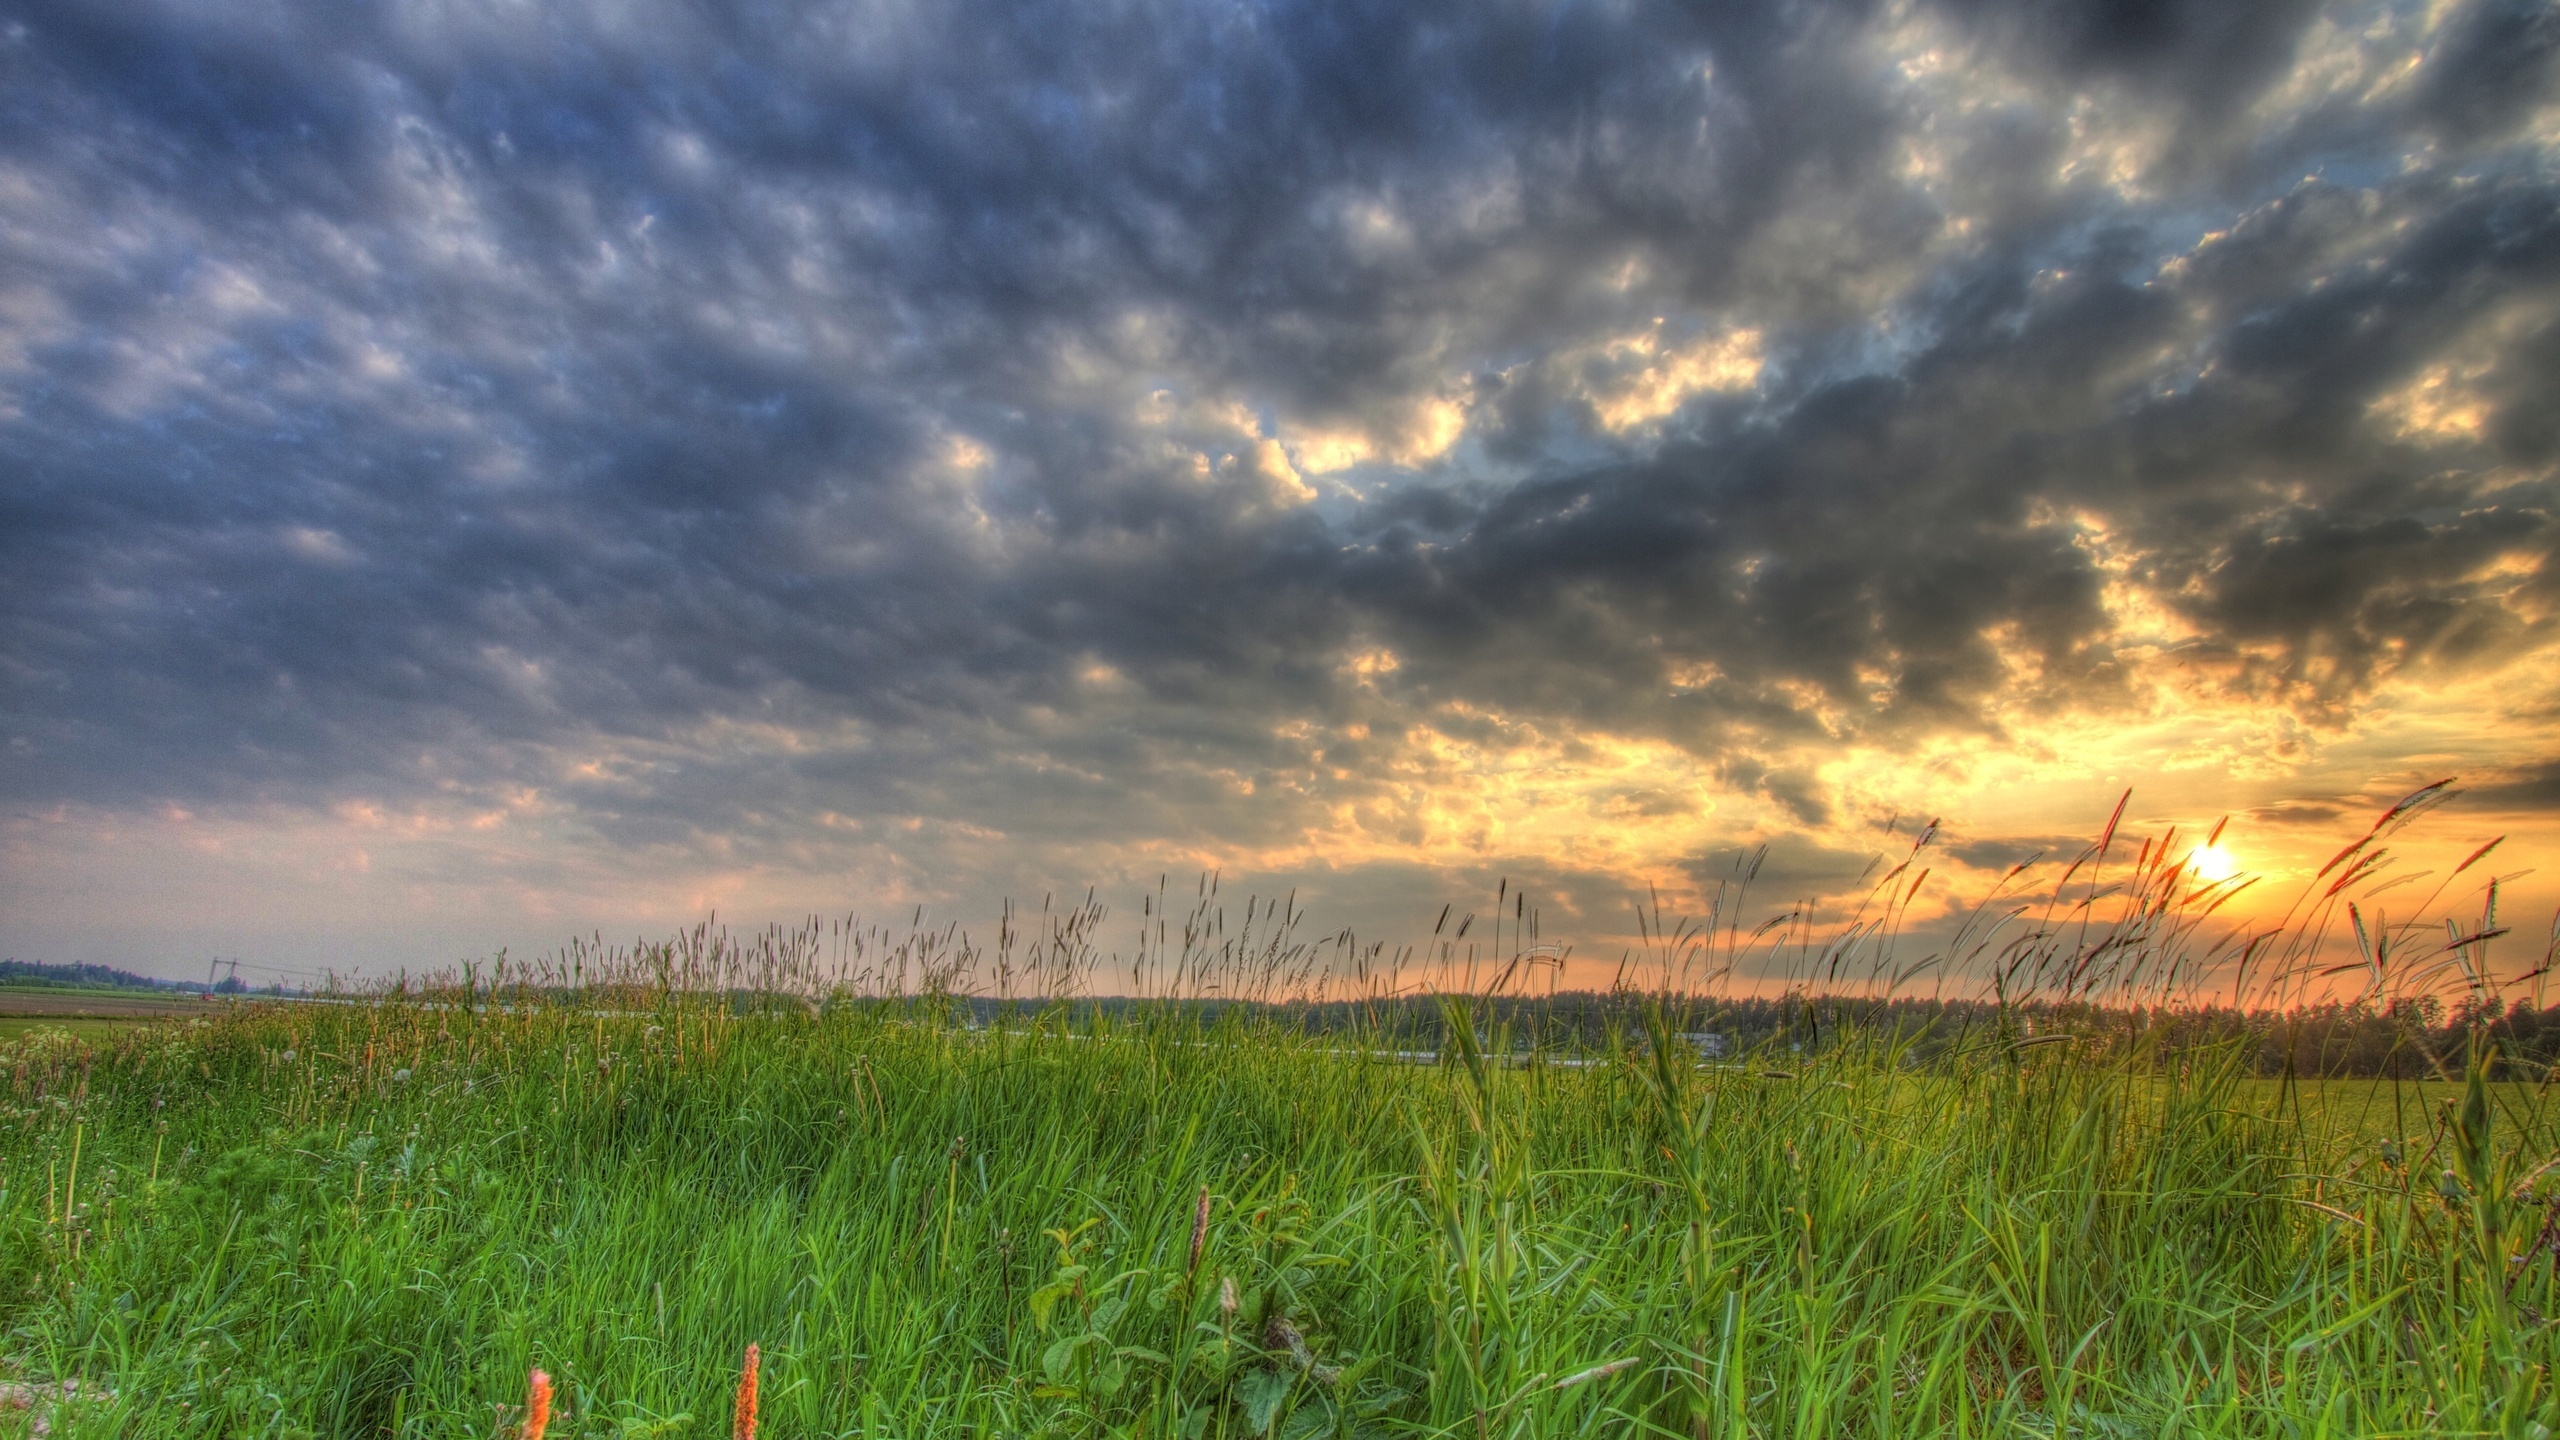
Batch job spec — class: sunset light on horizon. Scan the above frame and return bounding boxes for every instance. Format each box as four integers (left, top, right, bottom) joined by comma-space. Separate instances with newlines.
4, 0, 2557, 1004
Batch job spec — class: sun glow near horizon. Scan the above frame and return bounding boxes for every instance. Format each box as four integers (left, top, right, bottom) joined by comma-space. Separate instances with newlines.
2188, 842, 2239, 884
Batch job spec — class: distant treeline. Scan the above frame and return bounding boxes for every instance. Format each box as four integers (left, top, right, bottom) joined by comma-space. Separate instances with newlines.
923, 989, 2557, 1078
0, 959, 195, 992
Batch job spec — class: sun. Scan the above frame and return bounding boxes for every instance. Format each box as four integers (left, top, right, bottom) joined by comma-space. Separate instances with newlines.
2188, 842, 2238, 883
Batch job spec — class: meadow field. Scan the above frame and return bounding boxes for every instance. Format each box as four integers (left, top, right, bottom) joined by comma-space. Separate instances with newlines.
4, 790, 2557, 1438
0, 988, 2554, 1440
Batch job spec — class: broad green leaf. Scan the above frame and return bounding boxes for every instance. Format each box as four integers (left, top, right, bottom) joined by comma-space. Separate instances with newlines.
1028, 1277, 1077, 1332
1352, 1387, 1410, 1416
1279, 1398, 1337, 1440
1044, 1331, 1108, 1386
1042, 1334, 1083, 1386
1240, 1367, 1293, 1435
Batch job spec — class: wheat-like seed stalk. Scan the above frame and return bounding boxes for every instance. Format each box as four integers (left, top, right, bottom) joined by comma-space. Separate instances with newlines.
733, 1342, 760, 1440
1188, 1184, 1211, 1271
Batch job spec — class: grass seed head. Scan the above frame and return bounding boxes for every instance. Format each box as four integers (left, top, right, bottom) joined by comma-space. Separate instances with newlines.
733, 1342, 760, 1440
523, 1369, 552, 1440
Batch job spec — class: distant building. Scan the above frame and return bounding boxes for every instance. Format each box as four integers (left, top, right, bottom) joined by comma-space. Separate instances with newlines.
1677, 1032, 1729, 1059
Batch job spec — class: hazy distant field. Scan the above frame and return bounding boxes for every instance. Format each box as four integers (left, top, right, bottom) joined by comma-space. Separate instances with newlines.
0, 986, 219, 1047
0, 1016, 162, 1046
0, 991, 2551, 1439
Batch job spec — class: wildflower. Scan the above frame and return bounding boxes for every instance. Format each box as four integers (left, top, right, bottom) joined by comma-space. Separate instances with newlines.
524, 1369, 553, 1440
1219, 1275, 1238, 1317
392, 1068, 412, 1084
280, 1050, 297, 1063
733, 1342, 760, 1440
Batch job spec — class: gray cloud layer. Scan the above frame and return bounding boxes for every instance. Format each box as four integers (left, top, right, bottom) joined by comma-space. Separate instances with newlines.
3, 0, 2556, 952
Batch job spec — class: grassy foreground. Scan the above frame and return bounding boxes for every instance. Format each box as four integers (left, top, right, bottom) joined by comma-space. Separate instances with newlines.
1, 994, 2555, 1439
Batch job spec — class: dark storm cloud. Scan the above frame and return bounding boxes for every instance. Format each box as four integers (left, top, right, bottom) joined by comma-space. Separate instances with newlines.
1, 0, 2555, 878
1943, 835, 2094, 871
2471, 760, 2560, 812
1342, 168, 2560, 749
2416, 0, 2560, 144
1684, 835, 1881, 901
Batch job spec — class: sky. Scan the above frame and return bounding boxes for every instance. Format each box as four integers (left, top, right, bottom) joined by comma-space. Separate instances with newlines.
3, 0, 2558, 994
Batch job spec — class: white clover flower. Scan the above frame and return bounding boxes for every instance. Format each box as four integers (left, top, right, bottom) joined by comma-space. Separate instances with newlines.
280, 1049, 297, 1063
391, 1067, 412, 1083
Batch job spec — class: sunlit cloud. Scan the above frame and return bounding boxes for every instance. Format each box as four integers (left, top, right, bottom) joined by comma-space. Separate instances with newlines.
1, 0, 2555, 987
1569, 323, 1765, 433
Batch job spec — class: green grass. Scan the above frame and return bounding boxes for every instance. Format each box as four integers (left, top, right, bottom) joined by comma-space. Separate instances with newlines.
0, 1017, 168, 1046
0, 984, 180, 1000
2, 782, 2551, 1437
2236, 1077, 2548, 1144
1, 995, 2554, 1439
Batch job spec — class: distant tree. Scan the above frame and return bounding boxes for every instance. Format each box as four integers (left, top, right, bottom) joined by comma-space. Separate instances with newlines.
0, 959, 187, 991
